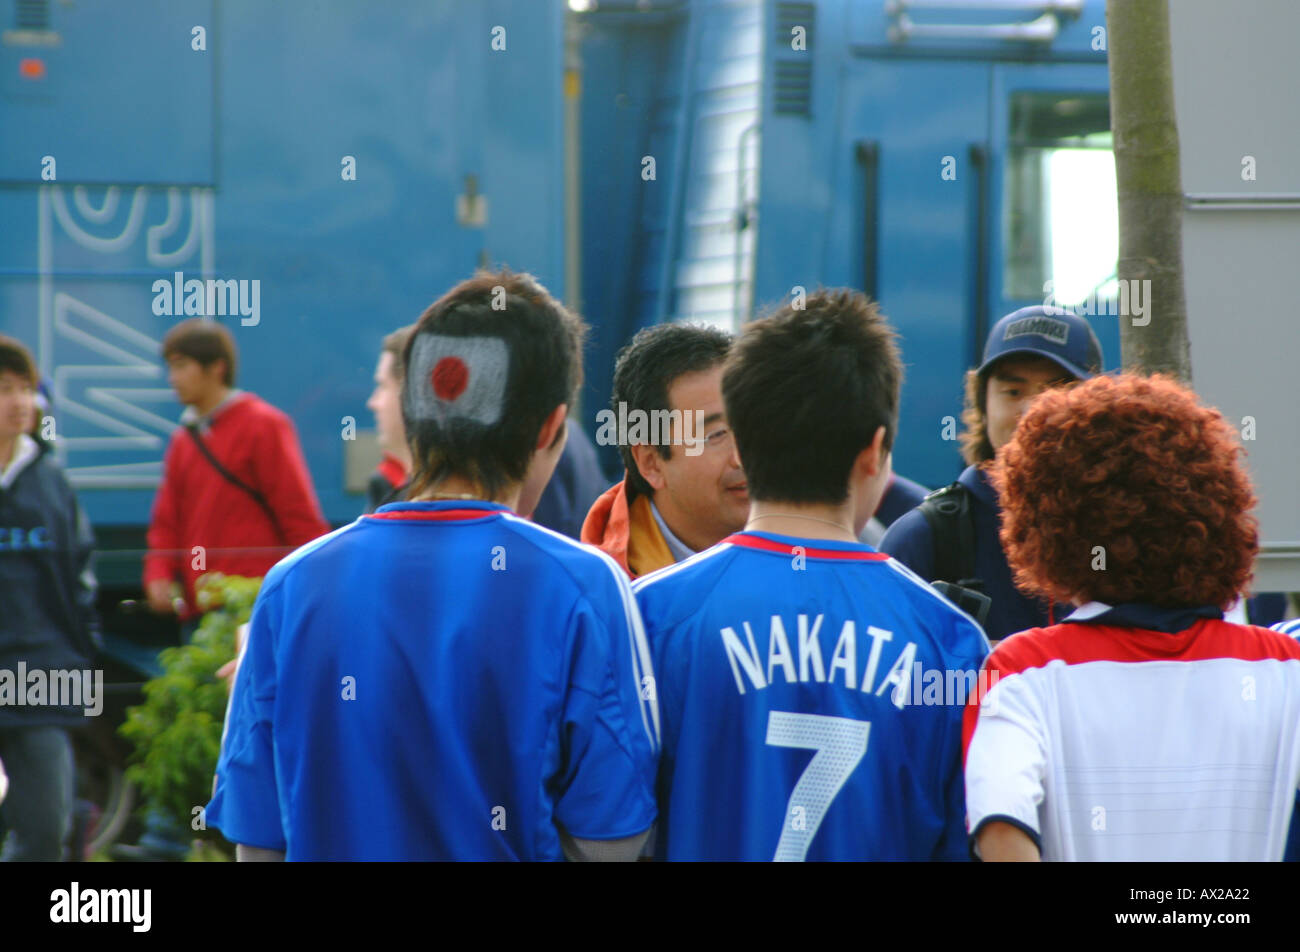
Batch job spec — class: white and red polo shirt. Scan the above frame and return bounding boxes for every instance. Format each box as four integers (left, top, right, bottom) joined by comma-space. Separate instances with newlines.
964, 602, 1300, 860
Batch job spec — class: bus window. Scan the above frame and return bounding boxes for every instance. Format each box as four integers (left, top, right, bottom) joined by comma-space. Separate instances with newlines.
1003, 92, 1117, 309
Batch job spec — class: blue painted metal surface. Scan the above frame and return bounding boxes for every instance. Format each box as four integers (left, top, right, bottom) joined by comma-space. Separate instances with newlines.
0, 0, 1119, 578
1, 0, 565, 539
754, 0, 1114, 489
0, 0, 215, 185
574, 4, 686, 470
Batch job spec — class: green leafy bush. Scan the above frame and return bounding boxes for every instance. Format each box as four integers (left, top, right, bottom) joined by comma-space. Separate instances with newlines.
119, 573, 261, 858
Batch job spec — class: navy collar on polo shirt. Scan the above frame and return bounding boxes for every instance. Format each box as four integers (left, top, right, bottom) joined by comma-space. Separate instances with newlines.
1062, 601, 1222, 634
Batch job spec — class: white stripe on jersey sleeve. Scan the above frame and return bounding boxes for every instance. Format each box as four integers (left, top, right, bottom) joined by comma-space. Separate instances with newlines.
1271, 618, 1300, 638
629, 541, 736, 594
500, 514, 661, 751
883, 557, 993, 648
218, 620, 254, 750
608, 558, 662, 751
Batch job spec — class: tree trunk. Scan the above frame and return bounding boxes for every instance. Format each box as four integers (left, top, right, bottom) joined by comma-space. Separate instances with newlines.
1106, 0, 1191, 381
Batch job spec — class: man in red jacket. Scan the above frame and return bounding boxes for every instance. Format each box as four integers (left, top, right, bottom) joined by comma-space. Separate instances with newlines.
144, 320, 329, 625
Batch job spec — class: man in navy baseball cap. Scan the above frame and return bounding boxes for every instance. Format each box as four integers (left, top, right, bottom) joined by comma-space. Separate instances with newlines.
879, 305, 1105, 642
973, 306, 1103, 457
977, 305, 1103, 382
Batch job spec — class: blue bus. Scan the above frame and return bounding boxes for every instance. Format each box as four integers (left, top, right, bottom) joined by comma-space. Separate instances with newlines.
0, 0, 1121, 853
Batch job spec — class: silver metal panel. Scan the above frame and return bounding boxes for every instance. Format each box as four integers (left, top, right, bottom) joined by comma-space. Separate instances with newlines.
1171, 0, 1300, 591
1182, 209, 1300, 591
1169, 0, 1300, 195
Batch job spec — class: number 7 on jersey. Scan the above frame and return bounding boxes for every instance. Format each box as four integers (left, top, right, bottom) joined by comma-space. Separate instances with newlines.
765, 711, 871, 862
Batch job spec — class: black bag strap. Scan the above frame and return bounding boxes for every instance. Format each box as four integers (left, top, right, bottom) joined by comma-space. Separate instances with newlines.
918, 482, 978, 585
184, 423, 284, 544
919, 482, 991, 627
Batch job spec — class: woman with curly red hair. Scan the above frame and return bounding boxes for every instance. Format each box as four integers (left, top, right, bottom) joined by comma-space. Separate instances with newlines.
964, 373, 1300, 862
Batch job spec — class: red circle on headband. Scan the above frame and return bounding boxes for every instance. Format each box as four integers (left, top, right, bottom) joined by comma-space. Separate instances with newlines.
432, 356, 469, 402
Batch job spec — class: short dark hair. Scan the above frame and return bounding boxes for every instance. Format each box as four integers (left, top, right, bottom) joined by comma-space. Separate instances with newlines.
722, 289, 902, 504
162, 319, 237, 386
610, 323, 732, 500
402, 270, 585, 500
380, 324, 416, 384
0, 335, 38, 388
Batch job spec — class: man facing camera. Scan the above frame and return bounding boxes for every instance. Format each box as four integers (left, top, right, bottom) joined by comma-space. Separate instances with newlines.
582, 324, 748, 578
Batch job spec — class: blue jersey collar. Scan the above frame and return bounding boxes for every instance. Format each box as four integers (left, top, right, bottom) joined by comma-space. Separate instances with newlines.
369, 500, 511, 521
725, 531, 888, 561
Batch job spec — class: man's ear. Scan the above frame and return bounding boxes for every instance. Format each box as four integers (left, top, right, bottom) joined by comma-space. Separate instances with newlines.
535, 404, 569, 452
852, 425, 888, 480
628, 442, 667, 492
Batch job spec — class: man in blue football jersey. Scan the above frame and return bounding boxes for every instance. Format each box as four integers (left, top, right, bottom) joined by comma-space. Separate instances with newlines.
633, 289, 990, 861
208, 270, 660, 861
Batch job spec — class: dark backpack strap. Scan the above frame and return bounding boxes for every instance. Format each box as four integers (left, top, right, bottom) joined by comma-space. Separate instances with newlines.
918, 482, 977, 585
918, 482, 991, 627
184, 424, 285, 544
